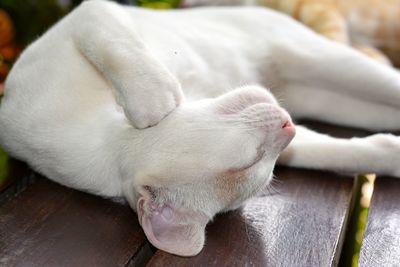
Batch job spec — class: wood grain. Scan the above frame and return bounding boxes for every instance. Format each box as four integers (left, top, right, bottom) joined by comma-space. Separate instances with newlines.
0, 175, 151, 267
147, 167, 354, 267
359, 177, 400, 267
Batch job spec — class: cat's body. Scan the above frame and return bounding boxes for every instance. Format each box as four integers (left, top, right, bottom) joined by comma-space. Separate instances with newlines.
0, 4, 299, 196
184, 0, 400, 66
0, 0, 400, 256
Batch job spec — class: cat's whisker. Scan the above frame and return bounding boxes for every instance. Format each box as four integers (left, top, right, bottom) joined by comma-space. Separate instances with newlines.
258, 174, 283, 197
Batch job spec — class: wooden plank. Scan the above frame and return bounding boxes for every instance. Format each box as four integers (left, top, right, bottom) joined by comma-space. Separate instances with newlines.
147, 167, 354, 267
0, 175, 151, 267
358, 176, 400, 267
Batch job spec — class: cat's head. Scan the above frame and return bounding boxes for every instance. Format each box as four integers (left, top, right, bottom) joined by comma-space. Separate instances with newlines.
122, 86, 295, 256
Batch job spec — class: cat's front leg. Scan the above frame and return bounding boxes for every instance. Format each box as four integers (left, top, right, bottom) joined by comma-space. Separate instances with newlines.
71, 0, 183, 128
278, 126, 400, 178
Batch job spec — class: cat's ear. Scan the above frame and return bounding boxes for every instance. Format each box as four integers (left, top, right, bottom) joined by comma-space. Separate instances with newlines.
137, 196, 209, 256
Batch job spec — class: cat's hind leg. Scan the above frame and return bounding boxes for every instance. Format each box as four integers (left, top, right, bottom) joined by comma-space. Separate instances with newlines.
282, 84, 400, 131
352, 45, 393, 66
278, 125, 400, 178
272, 37, 400, 131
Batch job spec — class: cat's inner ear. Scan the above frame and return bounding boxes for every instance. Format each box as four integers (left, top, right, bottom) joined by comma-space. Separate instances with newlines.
137, 195, 209, 256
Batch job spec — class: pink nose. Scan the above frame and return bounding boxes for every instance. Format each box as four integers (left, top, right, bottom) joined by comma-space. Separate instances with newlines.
277, 106, 295, 134
282, 120, 292, 129
278, 111, 296, 148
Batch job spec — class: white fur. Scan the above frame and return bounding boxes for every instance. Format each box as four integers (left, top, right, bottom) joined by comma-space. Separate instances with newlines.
0, 0, 399, 256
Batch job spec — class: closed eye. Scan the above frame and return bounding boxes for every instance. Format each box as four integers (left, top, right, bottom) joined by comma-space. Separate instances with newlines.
226, 148, 265, 174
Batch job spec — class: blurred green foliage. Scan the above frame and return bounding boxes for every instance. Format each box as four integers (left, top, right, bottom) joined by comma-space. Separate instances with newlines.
0, 145, 9, 186
340, 175, 371, 267
0, 0, 76, 46
0, 0, 181, 48
137, 0, 180, 8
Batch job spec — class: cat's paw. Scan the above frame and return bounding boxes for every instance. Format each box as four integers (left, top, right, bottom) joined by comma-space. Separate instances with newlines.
124, 92, 180, 129
367, 134, 400, 177
120, 78, 184, 129
368, 134, 399, 148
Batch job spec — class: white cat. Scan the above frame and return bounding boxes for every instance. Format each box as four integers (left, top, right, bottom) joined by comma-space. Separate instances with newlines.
0, 0, 399, 256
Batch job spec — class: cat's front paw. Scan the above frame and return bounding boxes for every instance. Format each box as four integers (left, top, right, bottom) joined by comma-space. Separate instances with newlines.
121, 80, 183, 129
368, 134, 399, 147
367, 134, 400, 178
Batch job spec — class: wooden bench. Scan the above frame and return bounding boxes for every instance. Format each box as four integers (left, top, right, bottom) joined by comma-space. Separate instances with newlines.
358, 177, 400, 267
1, 122, 399, 266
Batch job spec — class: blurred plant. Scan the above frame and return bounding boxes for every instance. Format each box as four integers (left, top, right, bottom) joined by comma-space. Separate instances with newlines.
340, 174, 375, 267
0, 8, 20, 96
351, 174, 375, 267
0, 0, 78, 46
0, 147, 9, 189
0, 9, 12, 187
137, 0, 181, 8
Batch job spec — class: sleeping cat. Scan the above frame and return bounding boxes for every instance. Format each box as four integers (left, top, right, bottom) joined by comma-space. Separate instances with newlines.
0, 0, 400, 256
183, 0, 400, 66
